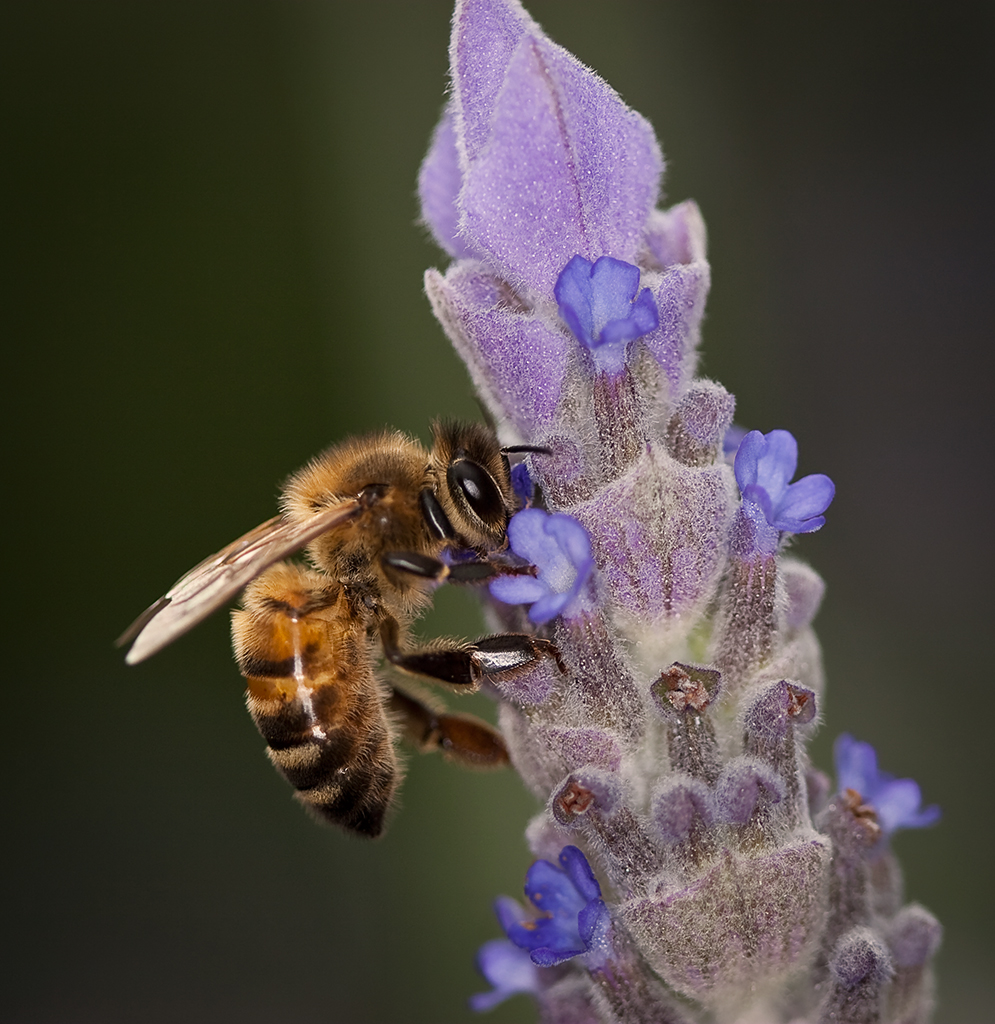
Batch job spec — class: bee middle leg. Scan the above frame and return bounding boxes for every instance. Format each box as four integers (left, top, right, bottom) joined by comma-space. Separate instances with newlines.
377, 612, 564, 689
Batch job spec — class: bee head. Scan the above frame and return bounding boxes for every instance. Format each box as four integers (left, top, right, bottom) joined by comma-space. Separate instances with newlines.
431, 420, 514, 551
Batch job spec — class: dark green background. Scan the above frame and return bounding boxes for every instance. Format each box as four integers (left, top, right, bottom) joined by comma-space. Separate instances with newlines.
5, 3, 992, 1022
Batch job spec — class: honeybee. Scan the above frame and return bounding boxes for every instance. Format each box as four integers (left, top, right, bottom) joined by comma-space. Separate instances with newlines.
119, 421, 557, 837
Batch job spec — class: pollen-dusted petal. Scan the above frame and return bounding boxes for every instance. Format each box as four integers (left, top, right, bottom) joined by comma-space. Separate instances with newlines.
489, 573, 548, 606
525, 858, 587, 918
547, 513, 595, 580
490, 509, 595, 624
418, 104, 475, 259
496, 892, 562, 953
451, 1, 662, 295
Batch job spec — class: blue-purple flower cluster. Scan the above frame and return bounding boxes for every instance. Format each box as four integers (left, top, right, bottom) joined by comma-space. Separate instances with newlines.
418, 2, 941, 1021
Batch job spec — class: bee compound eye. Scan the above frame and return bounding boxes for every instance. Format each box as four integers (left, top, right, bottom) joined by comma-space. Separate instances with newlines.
447, 459, 505, 527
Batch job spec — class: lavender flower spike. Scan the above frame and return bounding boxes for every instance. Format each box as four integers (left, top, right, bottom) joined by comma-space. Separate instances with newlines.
419, 1, 941, 1020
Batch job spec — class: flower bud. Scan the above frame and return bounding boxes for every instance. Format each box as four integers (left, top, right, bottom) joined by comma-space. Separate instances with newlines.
819, 928, 894, 1024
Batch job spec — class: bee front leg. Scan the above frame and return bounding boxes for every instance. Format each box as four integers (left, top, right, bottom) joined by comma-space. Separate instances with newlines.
389, 687, 508, 767
377, 612, 564, 688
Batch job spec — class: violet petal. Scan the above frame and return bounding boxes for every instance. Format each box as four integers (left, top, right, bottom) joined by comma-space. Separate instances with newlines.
470, 939, 540, 1011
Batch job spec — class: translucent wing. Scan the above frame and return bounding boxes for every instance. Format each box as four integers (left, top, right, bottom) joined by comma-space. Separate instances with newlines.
118, 500, 361, 664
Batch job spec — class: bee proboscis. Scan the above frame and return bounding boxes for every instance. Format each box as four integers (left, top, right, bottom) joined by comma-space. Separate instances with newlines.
120, 421, 558, 837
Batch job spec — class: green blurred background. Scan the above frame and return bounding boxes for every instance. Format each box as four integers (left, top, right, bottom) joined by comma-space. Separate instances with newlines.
5, 2, 992, 1021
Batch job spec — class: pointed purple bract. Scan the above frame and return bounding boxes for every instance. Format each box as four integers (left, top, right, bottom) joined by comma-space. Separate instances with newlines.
443, 0, 663, 296
418, 104, 476, 259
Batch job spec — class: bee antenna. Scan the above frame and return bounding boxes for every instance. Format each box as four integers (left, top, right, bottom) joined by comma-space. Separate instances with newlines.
501, 444, 553, 456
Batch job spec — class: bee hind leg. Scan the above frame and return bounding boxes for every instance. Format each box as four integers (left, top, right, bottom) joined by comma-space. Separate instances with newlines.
389, 687, 508, 768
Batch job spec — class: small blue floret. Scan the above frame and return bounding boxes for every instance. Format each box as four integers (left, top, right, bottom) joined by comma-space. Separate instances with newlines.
555, 254, 658, 375
489, 509, 595, 624
495, 846, 611, 969
734, 429, 835, 535
834, 734, 941, 839
470, 939, 540, 1012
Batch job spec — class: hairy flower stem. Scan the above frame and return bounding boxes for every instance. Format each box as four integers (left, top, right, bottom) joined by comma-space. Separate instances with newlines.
592, 368, 644, 478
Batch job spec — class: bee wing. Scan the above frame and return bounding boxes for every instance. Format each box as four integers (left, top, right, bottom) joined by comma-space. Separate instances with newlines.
119, 500, 361, 664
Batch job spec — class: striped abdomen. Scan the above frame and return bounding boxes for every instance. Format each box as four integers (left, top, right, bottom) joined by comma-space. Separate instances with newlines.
232, 564, 398, 838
